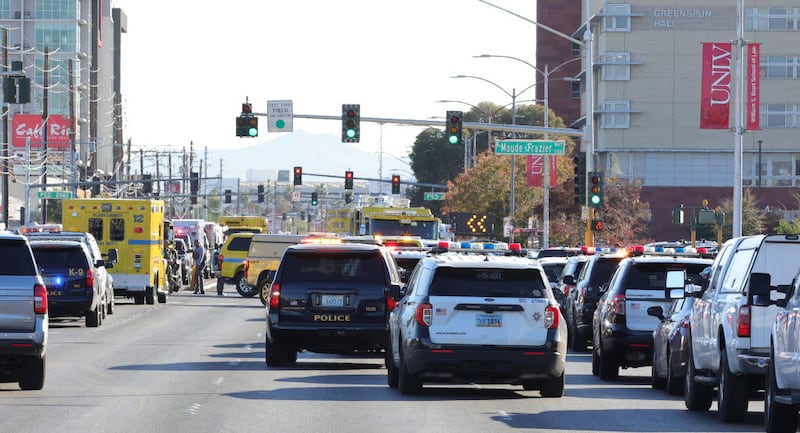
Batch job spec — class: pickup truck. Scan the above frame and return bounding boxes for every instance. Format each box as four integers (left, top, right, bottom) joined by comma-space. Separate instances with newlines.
245, 234, 305, 304
685, 234, 799, 422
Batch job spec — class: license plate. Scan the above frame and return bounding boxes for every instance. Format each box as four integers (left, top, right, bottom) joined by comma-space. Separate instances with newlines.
476, 314, 502, 328
320, 295, 345, 307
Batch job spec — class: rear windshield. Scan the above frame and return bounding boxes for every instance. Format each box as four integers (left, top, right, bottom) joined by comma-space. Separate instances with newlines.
227, 237, 252, 252
541, 263, 566, 283
32, 246, 88, 270
280, 252, 386, 284
626, 263, 709, 289
0, 239, 36, 275
429, 268, 547, 298
588, 258, 624, 286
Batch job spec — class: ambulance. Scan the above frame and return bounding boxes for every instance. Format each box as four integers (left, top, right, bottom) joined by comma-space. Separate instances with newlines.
62, 198, 169, 305
218, 215, 268, 234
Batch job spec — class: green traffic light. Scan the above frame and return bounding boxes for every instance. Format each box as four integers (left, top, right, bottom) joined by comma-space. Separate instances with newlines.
448, 135, 458, 145
346, 128, 356, 139
590, 195, 600, 205
248, 127, 258, 137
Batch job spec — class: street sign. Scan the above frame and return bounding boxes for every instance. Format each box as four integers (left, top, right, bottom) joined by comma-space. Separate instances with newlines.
494, 139, 566, 155
291, 191, 300, 202
423, 192, 446, 201
37, 191, 72, 199
267, 100, 293, 132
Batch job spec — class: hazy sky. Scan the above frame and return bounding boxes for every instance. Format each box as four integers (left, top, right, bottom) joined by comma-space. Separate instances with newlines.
112, 0, 540, 161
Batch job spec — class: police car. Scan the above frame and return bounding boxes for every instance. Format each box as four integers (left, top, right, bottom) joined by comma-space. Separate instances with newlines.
387, 241, 567, 396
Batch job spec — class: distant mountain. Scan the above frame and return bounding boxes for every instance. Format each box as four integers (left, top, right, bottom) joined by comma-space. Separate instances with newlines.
205, 130, 413, 184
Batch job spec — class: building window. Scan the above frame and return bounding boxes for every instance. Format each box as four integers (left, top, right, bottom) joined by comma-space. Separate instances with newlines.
603, 4, 631, 32
746, 8, 800, 31
571, 42, 581, 57
762, 55, 800, 79
601, 52, 631, 80
571, 80, 581, 99
600, 100, 631, 128
761, 104, 800, 128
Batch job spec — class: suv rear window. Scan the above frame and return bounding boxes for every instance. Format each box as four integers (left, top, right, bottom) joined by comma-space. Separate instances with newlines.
227, 236, 252, 252
626, 263, 708, 289
588, 258, 624, 286
429, 268, 547, 298
0, 239, 36, 275
280, 252, 386, 283
32, 246, 88, 269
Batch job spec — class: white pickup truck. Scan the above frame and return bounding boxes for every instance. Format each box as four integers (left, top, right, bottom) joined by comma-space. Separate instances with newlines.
685, 234, 799, 423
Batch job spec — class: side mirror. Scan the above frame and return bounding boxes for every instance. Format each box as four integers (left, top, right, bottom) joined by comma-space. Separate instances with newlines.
106, 248, 119, 265
647, 305, 665, 321
668, 287, 685, 299
750, 272, 772, 306
665, 269, 687, 290
385, 283, 402, 300
563, 275, 575, 285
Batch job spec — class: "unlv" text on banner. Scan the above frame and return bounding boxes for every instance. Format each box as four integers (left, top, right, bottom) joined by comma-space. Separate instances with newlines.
700, 42, 732, 129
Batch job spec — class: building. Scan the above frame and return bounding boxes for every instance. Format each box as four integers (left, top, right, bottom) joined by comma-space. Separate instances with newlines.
537, 1, 799, 239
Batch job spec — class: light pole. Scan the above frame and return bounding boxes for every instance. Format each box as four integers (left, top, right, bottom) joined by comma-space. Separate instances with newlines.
474, 55, 582, 248
451, 75, 538, 241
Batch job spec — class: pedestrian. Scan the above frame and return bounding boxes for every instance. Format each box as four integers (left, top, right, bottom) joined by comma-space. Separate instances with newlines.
192, 238, 205, 294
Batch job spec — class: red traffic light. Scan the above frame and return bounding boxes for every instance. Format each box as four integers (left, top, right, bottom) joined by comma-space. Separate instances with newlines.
591, 219, 604, 231
345, 171, 353, 180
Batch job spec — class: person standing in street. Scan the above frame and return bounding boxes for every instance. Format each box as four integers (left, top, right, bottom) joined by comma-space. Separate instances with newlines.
192, 238, 206, 294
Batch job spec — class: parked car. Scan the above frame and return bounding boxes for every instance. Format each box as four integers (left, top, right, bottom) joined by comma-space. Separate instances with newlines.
387, 242, 567, 396
30, 240, 106, 327
0, 232, 48, 390
264, 242, 403, 366
591, 254, 711, 380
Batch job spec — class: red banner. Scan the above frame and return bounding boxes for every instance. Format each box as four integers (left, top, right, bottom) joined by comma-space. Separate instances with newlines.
700, 42, 732, 129
12, 114, 72, 149
747, 43, 761, 131
526, 155, 557, 187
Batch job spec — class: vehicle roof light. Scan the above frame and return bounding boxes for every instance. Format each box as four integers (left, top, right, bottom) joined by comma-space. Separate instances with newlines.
509, 243, 521, 251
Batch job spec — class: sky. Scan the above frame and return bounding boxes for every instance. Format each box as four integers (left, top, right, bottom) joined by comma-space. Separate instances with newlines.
112, 0, 540, 164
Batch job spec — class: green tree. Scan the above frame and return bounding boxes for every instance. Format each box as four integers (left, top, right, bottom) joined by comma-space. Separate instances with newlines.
407, 128, 462, 215
719, 188, 766, 238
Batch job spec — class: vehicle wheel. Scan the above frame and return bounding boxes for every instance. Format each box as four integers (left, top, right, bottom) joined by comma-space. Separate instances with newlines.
718, 348, 748, 423
106, 295, 114, 315
19, 356, 45, 390
570, 319, 586, 352
598, 344, 618, 380
765, 356, 799, 433
157, 291, 167, 303
265, 338, 291, 367
386, 348, 399, 388
398, 343, 422, 395
145, 286, 155, 305
540, 372, 565, 398
591, 345, 600, 376
651, 363, 666, 390
85, 306, 100, 328
258, 276, 271, 306
684, 346, 713, 411
235, 272, 257, 297
666, 353, 683, 396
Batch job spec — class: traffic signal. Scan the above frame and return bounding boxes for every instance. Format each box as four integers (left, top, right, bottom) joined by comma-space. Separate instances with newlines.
257, 184, 265, 203
245, 116, 258, 137
190, 172, 199, 204
293, 166, 302, 186
342, 104, 360, 143
345, 192, 352, 203
142, 174, 152, 194
224, 189, 232, 204
591, 218, 604, 231
391, 175, 400, 194
236, 102, 258, 137
573, 153, 586, 205
446, 110, 463, 145
3, 75, 30, 104
344, 171, 354, 190
588, 171, 604, 208
311, 192, 318, 206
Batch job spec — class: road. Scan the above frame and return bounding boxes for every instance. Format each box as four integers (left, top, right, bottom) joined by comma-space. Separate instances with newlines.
0, 280, 769, 433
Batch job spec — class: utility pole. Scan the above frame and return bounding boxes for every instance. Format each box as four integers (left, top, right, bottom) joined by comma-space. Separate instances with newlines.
2, 27, 8, 227
40, 47, 49, 223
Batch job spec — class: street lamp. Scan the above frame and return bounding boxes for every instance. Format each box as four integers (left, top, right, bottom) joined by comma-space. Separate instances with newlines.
451, 75, 539, 241
474, 55, 582, 249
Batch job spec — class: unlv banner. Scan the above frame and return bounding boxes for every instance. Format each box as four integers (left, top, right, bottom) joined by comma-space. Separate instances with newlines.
526, 155, 557, 187
700, 42, 732, 129
12, 114, 72, 149
747, 43, 761, 131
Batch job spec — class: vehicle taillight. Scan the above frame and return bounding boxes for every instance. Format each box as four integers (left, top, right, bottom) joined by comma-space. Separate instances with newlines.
243, 259, 249, 278
737, 305, 750, 337
268, 282, 280, 309
217, 254, 224, 271
611, 294, 626, 323
563, 284, 572, 298
34, 283, 47, 314
386, 296, 397, 311
86, 267, 94, 289
545, 305, 559, 329
415, 303, 432, 327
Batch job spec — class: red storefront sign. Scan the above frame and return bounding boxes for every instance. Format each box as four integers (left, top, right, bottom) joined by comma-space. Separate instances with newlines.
12, 114, 72, 149
700, 42, 732, 129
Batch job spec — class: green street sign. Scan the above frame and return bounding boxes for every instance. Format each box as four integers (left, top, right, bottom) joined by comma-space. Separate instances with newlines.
37, 191, 72, 199
423, 192, 446, 201
494, 140, 566, 155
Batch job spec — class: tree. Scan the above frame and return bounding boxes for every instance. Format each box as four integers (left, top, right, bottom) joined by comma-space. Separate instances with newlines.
719, 188, 766, 238
407, 128, 462, 214
596, 177, 652, 245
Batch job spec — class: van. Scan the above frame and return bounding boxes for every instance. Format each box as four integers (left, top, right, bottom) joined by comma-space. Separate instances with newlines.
245, 234, 305, 305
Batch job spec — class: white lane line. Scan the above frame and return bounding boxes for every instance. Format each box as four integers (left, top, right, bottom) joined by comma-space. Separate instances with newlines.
184, 403, 202, 416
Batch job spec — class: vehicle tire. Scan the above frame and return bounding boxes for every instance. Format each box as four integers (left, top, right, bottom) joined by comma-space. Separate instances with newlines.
386, 347, 399, 389
85, 306, 100, 328
598, 344, 618, 380
540, 372, 565, 398
666, 353, 683, 396
265, 338, 291, 367
145, 286, 155, 305
134, 293, 145, 305
19, 356, 45, 390
684, 346, 713, 411
591, 345, 600, 376
651, 363, 666, 390
718, 348, 748, 423
258, 276, 271, 306
106, 295, 114, 315
765, 355, 799, 433
157, 291, 167, 304
235, 272, 257, 297
398, 343, 422, 395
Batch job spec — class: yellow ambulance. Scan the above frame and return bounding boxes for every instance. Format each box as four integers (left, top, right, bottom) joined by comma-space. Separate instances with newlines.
62, 198, 169, 305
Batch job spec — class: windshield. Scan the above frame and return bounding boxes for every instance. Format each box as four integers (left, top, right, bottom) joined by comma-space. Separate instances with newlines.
368, 219, 437, 239
429, 268, 547, 298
